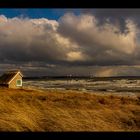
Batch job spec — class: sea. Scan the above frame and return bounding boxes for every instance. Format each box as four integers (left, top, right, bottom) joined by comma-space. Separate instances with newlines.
23, 77, 140, 96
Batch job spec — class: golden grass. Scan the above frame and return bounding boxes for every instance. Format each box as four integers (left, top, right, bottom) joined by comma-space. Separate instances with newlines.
0, 88, 139, 131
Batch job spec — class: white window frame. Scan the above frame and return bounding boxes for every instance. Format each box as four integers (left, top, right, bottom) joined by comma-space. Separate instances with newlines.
16, 79, 22, 87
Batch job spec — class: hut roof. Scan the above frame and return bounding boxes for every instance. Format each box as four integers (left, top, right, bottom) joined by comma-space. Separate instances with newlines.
0, 70, 23, 85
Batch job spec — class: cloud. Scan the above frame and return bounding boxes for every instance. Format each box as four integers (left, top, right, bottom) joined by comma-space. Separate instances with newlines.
82, 9, 140, 31
0, 15, 87, 65
58, 13, 139, 65
0, 12, 140, 76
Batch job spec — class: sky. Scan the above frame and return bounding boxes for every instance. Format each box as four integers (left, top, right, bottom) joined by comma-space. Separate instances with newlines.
1, 9, 140, 77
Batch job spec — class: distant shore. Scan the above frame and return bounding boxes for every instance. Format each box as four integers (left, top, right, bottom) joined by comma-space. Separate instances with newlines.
0, 88, 139, 131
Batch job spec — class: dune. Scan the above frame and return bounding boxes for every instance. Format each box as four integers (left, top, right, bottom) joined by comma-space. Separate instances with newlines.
0, 88, 139, 131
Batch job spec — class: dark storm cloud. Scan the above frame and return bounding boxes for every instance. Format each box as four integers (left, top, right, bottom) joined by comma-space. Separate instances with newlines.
0, 13, 139, 66
92, 9, 140, 20
80, 9, 140, 33
1, 11, 140, 76
58, 13, 139, 66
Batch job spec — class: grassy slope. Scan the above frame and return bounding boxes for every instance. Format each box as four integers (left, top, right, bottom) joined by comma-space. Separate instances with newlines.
0, 88, 139, 131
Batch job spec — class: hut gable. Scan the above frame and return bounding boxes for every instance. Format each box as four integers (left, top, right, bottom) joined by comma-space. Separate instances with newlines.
0, 70, 23, 88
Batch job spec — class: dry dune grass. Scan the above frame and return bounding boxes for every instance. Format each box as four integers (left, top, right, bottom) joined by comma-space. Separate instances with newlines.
0, 88, 139, 131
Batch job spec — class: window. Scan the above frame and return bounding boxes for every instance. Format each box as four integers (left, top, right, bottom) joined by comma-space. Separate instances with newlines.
16, 79, 22, 86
